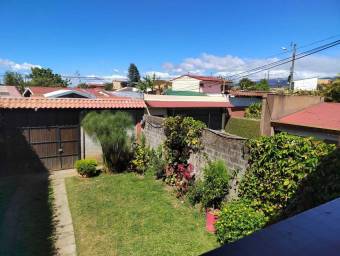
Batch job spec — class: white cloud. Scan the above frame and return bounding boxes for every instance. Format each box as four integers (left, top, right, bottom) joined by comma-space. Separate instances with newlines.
162, 53, 340, 80
144, 71, 173, 79
0, 58, 41, 71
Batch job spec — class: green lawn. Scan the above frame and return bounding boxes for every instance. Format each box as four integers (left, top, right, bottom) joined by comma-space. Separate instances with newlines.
66, 173, 218, 256
0, 174, 55, 256
225, 117, 261, 139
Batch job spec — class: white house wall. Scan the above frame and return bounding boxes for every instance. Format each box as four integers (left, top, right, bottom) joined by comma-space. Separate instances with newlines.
294, 78, 318, 91
172, 76, 200, 92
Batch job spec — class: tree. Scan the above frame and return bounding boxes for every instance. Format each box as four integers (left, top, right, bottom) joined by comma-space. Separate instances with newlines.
324, 75, 340, 102
238, 78, 255, 90
3, 71, 26, 92
81, 111, 133, 172
255, 79, 270, 91
104, 82, 113, 91
136, 74, 156, 93
28, 67, 69, 87
77, 83, 89, 88
127, 63, 140, 87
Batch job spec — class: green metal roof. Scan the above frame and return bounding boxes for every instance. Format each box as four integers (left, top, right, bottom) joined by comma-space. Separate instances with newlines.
164, 89, 207, 96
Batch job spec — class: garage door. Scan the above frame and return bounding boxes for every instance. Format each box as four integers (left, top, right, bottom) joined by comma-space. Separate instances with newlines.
21, 125, 80, 170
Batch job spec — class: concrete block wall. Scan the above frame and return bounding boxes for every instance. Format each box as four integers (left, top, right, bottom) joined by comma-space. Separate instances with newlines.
142, 115, 249, 199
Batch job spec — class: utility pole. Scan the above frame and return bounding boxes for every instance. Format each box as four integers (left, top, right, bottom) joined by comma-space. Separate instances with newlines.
289, 43, 297, 90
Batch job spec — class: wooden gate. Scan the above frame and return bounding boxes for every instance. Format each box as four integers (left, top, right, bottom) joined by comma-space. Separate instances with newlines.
22, 125, 80, 170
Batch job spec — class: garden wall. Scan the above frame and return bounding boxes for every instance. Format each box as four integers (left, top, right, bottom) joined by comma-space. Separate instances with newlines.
142, 115, 249, 199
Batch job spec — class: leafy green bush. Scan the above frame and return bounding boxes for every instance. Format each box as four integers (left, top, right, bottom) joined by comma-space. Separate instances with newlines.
131, 136, 151, 175
75, 159, 98, 177
244, 102, 262, 119
82, 111, 133, 172
163, 116, 206, 197
239, 133, 336, 220
215, 200, 267, 244
148, 145, 166, 178
188, 160, 230, 209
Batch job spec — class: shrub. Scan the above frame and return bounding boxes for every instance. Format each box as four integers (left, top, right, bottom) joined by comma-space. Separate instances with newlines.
163, 116, 206, 197
131, 136, 151, 175
215, 200, 267, 244
75, 159, 98, 177
244, 102, 262, 119
188, 160, 230, 209
239, 133, 336, 221
82, 111, 133, 172
149, 145, 166, 178
188, 180, 204, 206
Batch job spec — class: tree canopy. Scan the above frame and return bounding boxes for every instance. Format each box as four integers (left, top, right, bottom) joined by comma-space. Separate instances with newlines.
238, 78, 270, 91
324, 75, 340, 102
136, 74, 156, 93
28, 67, 69, 87
127, 63, 140, 87
3, 71, 26, 92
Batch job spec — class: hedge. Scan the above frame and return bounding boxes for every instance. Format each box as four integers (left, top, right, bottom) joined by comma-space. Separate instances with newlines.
225, 117, 260, 139
239, 133, 339, 221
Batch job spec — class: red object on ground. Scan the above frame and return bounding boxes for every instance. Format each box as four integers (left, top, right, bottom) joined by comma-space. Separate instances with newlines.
206, 209, 219, 233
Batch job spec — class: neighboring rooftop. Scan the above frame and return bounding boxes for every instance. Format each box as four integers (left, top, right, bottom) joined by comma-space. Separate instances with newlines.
23, 86, 114, 98
272, 102, 340, 131
0, 86, 22, 98
144, 94, 232, 108
164, 89, 207, 96
0, 97, 146, 109
227, 90, 270, 97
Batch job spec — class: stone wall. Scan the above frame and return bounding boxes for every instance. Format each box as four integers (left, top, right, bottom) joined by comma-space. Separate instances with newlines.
142, 115, 249, 199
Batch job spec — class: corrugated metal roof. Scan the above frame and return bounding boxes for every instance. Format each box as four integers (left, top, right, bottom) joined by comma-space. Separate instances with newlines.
0, 97, 146, 109
273, 102, 340, 131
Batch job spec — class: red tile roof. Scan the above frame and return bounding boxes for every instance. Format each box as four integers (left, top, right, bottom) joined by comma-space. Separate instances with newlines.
146, 100, 232, 108
273, 103, 340, 131
0, 97, 145, 109
25, 86, 115, 98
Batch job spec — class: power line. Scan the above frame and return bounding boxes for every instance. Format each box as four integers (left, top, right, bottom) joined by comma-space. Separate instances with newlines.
229, 40, 340, 81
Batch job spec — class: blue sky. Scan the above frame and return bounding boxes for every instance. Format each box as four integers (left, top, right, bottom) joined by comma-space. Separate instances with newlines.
1, 0, 340, 81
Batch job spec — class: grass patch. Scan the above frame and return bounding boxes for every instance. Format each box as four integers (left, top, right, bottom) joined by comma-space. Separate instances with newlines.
66, 173, 217, 256
0, 174, 56, 256
225, 117, 261, 139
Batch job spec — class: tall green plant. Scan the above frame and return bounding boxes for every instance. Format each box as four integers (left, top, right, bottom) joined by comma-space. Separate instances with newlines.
244, 102, 262, 119
239, 133, 336, 221
82, 111, 133, 172
188, 160, 230, 209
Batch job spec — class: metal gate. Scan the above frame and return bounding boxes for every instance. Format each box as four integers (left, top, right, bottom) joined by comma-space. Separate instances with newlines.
22, 125, 80, 170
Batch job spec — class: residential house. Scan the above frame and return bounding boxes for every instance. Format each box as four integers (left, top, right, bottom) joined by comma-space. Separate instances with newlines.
293, 77, 333, 91
144, 94, 231, 130
0, 86, 22, 98
171, 75, 230, 94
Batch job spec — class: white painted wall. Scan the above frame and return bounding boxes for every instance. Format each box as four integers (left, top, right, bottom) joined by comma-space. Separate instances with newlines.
294, 78, 318, 91
171, 76, 200, 92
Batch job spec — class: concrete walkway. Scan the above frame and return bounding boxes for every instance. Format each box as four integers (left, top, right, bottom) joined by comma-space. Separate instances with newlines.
50, 169, 77, 256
